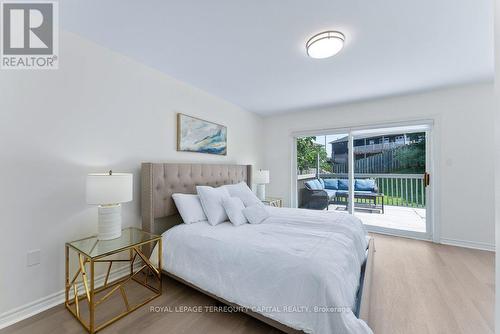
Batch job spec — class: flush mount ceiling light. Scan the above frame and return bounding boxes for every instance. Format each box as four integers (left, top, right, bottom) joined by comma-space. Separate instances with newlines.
306, 31, 345, 59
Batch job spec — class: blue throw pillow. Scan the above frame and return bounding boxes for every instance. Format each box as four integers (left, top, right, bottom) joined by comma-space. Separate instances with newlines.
355, 179, 376, 192
305, 179, 324, 190
338, 179, 349, 190
323, 179, 339, 190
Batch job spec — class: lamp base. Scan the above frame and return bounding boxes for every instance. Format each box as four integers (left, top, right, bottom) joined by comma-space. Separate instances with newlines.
256, 184, 266, 201
98, 204, 122, 240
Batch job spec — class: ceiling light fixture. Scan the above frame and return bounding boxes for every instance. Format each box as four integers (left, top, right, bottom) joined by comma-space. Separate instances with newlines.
306, 31, 345, 59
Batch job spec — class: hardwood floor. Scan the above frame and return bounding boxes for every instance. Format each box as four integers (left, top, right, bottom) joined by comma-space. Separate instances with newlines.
1, 234, 494, 334
368, 234, 494, 334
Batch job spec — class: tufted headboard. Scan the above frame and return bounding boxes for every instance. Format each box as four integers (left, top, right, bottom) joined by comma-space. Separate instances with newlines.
141, 163, 252, 236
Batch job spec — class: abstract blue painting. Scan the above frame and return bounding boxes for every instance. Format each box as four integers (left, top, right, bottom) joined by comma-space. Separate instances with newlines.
177, 113, 227, 155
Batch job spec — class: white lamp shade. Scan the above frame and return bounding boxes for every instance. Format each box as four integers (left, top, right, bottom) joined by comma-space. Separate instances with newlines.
254, 170, 270, 184
86, 173, 133, 205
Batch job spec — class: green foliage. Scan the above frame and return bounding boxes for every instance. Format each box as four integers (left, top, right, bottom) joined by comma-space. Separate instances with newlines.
296, 137, 330, 173
393, 132, 425, 173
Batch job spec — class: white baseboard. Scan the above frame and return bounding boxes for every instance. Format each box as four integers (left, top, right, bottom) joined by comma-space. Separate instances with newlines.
440, 238, 495, 252
0, 264, 137, 330
368, 228, 495, 252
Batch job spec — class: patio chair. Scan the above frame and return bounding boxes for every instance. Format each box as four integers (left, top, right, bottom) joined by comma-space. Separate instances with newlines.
301, 179, 336, 210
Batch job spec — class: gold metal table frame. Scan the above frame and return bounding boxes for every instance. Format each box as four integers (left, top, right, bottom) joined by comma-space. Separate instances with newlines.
65, 228, 162, 333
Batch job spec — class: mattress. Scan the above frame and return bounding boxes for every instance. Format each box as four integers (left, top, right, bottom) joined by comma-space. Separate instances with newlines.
151, 207, 373, 334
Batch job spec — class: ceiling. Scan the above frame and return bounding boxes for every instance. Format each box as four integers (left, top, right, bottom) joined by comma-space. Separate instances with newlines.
61, 0, 494, 115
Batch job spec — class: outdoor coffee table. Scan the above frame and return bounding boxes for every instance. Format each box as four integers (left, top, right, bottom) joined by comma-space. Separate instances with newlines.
335, 192, 384, 213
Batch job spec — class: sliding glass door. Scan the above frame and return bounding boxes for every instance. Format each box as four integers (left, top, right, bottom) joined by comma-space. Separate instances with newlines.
351, 128, 429, 238
295, 133, 350, 211
294, 122, 432, 240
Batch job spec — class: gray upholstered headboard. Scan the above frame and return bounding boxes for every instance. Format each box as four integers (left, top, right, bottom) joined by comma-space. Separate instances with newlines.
141, 163, 252, 236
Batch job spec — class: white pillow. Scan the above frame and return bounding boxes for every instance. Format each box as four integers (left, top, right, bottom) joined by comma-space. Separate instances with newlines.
196, 186, 231, 226
242, 204, 270, 224
223, 182, 262, 207
222, 197, 248, 226
172, 193, 207, 224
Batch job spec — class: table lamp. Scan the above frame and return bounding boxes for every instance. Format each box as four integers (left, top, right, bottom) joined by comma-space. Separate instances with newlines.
86, 171, 133, 240
254, 169, 270, 201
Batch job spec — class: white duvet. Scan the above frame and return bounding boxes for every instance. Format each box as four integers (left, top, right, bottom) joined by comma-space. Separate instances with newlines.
151, 207, 373, 334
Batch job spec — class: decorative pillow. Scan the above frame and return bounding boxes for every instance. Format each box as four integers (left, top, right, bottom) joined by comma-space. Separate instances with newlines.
172, 193, 207, 224
222, 197, 248, 226
338, 179, 349, 190
223, 182, 262, 207
196, 186, 231, 226
305, 179, 324, 190
323, 178, 339, 190
355, 179, 376, 192
242, 204, 270, 224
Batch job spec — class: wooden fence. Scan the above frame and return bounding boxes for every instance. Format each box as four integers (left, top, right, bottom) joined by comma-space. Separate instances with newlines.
333, 146, 412, 173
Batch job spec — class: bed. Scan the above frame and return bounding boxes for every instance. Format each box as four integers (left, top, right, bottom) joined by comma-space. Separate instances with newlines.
141, 163, 375, 334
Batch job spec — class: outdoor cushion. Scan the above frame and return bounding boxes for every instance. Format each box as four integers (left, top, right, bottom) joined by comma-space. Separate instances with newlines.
323, 179, 339, 190
332, 190, 376, 196
305, 179, 324, 190
338, 179, 349, 190
354, 191, 376, 195
355, 179, 376, 192
325, 189, 337, 198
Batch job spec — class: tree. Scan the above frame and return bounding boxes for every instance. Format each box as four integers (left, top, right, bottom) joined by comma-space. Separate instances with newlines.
296, 137, 331, 174
393, 132, 425, 173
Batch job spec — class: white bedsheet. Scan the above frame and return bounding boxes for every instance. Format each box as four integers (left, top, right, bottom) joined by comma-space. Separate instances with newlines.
151, 207, 373, 334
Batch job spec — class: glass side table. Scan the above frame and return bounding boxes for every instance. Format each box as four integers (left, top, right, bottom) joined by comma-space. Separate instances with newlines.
65, 227, 162, 333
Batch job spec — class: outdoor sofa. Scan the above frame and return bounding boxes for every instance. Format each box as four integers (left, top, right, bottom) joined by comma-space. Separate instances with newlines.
302, 178, 384, 212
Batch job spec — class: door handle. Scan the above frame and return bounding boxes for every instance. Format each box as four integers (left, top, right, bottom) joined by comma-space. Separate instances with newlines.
424, 172, 430, 187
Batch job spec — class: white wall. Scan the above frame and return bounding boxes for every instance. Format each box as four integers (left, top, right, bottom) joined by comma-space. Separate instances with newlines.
494, 0, 500, 331
0, 31, 263, 318
263, 83, 496, 250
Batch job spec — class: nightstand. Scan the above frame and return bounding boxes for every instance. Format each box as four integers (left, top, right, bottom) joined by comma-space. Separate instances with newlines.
262, 197, 283, 207
65, 227, 162, 333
